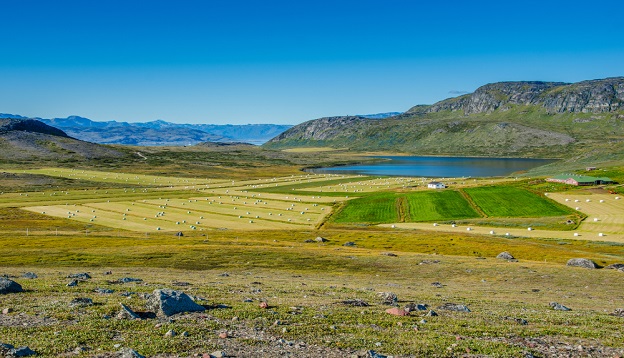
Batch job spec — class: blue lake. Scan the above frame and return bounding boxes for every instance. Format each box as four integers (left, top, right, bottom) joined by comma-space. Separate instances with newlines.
306, 156, 557, 178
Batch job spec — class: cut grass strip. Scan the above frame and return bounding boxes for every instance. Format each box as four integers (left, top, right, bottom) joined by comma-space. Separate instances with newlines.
407, 190, 481, 222
464, 186, 573, 217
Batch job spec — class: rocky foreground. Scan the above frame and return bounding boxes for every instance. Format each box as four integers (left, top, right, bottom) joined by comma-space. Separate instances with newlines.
1, 252, 623, 357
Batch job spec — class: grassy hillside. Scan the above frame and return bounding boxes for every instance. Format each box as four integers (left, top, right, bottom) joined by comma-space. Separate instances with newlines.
266, 106, 624, 159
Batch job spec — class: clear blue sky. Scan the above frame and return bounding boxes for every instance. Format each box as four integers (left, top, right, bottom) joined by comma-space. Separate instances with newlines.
2, 0, 623, 124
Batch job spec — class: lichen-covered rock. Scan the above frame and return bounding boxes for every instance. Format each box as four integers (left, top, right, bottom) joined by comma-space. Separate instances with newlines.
404, 303, 428, 312
117, 303, 141, 320
496, 251, 515, 260
550, 302, 571, 311
566, 258, 598, 269
146, 289, 205, 317
0, 278, 23, 294
378, 292, 398, 306
605, 263, 624, 270
67, 273, 91, 280
438, 303, 471, 312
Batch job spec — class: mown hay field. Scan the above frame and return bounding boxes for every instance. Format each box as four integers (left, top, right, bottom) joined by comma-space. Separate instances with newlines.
464, 186, 572, 217
407, 190, 480, 221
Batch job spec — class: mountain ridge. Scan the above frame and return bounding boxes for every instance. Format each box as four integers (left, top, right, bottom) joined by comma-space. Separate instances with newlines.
0, 114, 293, 146
264, 77, 624, 162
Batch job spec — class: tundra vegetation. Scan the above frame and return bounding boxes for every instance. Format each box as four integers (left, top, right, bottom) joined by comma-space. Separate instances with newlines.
1, 150, 623, 357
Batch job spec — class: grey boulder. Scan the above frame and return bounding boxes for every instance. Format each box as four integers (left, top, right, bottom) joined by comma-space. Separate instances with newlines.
496, 251, 515, 260
0, 278, 23, 294
146, 289, 206, 317
550, 302, 571, 311
566, 258, 598, 269
438, 303, 471, 312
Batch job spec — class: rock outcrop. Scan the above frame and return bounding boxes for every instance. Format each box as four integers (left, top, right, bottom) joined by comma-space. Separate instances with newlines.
424, 77, 624, 115
146, 289, 206, 317
0, 278, 23, 294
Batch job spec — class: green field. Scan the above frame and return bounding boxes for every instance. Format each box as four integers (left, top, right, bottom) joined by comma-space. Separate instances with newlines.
464, 186, 573, 217
332, 192, 400, 224
407, 190, 480, 221
332, 186, 576, 226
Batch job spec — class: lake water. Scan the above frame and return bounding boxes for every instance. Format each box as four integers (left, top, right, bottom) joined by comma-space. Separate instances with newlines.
306, 156, 557, 178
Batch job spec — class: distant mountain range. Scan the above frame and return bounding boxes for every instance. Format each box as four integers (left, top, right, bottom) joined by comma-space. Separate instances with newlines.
0, 114, 293, 146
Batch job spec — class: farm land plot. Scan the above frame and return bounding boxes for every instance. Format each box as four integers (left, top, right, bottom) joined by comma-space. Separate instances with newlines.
332, 192, 399, 224
407, 190, 481, 222
24, 200, 310, 231
548, 193, 624, 235
464, 186, 573, 217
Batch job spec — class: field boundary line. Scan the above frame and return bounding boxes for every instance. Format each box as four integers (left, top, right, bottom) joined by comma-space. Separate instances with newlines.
396, 196, 408, 223
458, 189, 487, 218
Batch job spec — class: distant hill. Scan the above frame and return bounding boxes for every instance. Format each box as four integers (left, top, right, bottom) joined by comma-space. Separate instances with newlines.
0, 115, 293, 146
0, 118, 126, 162
265, 77, 624, 165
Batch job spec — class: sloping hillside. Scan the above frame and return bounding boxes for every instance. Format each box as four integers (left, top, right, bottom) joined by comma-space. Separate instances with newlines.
0, 118, 126, 162
265, 77, 624, 159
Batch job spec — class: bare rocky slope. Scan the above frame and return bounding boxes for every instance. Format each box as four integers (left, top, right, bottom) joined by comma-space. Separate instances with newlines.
265, 77, 624, 159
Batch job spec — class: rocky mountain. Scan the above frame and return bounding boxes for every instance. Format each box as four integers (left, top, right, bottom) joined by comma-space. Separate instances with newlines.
421, 77, 623, 115
265, 77, 624, 159
0, 118, 126, 162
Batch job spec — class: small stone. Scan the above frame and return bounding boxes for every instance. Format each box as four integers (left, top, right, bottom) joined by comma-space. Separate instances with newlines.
0, 278, 23, 294
21, 272, 37, 279
259, 301, 269, 309
315, 236, 328, 242
73, 346, 89, 354
341, 299, 369, 307
431, 282, 443, 288
164, 329, 176, 337
385, 307, 409, 316
8, 346, 37, 357
67, 273, 91, 280
119, 348, 145, 358
66, 280, 78, 287
366, 351, 387, 358
381, 252, 398, 257
117, 303, 141, 320
117, 277, 143, 283
95, 288, 114, 294
69, 297, 94, 307
438, 303, 471, 312
343, 241, 356, 247
550, 302, 571, 311
609, 308, 624, 317
211, 351, 225, 358
378, 292, 398, 305
218, 332, 228, 339
404, 303, 428, 312
605, 263, 624, 270
181, 331, 189, 337
2, 307, 13, 314
426, 310, 438, 317
496, 251, 515, 260
566, 258, 598, 269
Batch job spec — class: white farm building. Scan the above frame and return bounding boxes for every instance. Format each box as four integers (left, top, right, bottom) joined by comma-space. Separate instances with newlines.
427, 182, 446, 189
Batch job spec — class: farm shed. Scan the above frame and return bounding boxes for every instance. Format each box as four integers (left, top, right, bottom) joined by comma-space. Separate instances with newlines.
546, 174, 613, 186
428, 181, 446, 189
